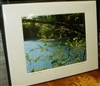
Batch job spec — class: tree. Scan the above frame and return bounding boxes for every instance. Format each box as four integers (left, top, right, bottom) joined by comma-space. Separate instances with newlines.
22, 13, 86, 72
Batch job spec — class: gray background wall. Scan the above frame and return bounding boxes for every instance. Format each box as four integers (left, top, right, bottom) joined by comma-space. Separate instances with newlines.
0, 30, 9, 86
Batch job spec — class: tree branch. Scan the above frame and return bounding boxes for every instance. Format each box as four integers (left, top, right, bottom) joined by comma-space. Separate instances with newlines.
22, 19, 85, 36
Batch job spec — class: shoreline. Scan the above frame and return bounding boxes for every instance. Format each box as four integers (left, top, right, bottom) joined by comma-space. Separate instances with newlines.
24, 38, 67, 42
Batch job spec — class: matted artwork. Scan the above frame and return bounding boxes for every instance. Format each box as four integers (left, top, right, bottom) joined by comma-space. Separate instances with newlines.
1, 1, 98, 85
22, 13, 86, 73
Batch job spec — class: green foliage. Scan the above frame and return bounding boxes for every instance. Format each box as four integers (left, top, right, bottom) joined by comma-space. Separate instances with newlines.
25, 35, 86, 72
22, 13, 85, 40
26, 53, 31, 61
26, 37, 86, 72
23, 13, 86, 73
34, 56, 41, 62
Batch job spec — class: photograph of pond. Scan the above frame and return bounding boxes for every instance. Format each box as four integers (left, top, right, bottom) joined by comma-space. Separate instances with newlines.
22, 13, 86, 73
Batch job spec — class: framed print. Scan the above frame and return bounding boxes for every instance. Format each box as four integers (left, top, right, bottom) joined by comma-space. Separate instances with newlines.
1, 1, 98, 86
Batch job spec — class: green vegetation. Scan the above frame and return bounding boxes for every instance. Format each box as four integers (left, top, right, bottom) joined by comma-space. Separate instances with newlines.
22, 13, 86, 72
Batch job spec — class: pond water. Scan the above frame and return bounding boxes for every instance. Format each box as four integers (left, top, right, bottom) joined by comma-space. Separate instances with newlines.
24, 39, 86, 73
